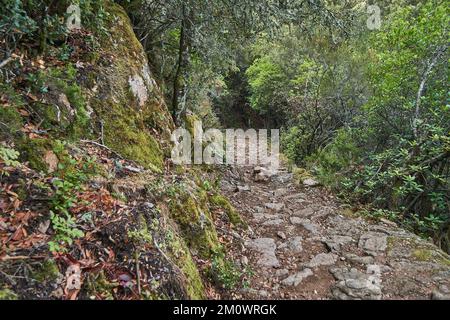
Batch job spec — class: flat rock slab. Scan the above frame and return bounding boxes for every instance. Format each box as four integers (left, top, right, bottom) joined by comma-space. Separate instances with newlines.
344, 254, 375, 265
245, 238, 280, 268
235, 185, 251, 192
273, 188, 289, 197
292, 207, 315, 218
290, 217, 320, 234
358, 232, 387, 256
323, 235, 353, 252
285, 236, 303, 253
307, 253, 338, 268
262, 219, 284, 227
281, 268, 313, 287
265, 203, 285, 212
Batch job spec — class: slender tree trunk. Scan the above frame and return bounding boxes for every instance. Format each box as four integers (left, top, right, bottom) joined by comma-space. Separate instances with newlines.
172, 5, 190, 124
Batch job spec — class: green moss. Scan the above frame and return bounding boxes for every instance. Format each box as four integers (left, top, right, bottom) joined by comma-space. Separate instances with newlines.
340, 208, 358, 218
20, 65, 89, 138
0, 288, 18, 300
84, 271, 115, 300
412, 249, 433, 261
0, 84, 25, 140
17, 138, 54, 172
292, 166, 313, 184
412, 248, 450, 266
168, 188, 221, 258
210, 194, 246, 227
165, 232, 205, 299
83, 3, 174, 172
128, 214, 153, 245
98, 99, 164, 171
104, 2, 144, 54
31, 259, 60, 283
183, 112, 200, 137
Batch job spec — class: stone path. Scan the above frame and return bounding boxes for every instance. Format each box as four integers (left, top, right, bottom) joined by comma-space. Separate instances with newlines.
220, 164, 450, 300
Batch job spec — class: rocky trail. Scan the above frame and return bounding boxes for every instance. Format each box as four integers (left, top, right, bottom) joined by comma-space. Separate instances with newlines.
219, 163, 450, 300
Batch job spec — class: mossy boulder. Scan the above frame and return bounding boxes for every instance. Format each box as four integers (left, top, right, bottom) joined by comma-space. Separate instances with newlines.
168, 188, 221, 258
292, 166, 313, 185
209, 194, 246, 227
86, 2, 175, 171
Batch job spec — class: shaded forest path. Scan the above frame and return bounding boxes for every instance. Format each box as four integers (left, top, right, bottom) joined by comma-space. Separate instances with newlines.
219, 162, 450, 300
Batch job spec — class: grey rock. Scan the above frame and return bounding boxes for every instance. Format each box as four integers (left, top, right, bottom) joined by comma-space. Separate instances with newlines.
358, 232, 387, 256
277, 231, 287, 240
323, 235, 353, 252
286, 236, 303, 253
292, 207, 315, 218
255, 206, 264, 213
330, 267, 382, 300
245, 238, 280, 268
252, 212, 264, 221
366, 264, 382, 276
344, 254, 375, 265
273, 188, 289, 197
303, 178, 320, 187
281, 268, 313, 286
265, 203, 285, 212
275, 269, 289, 278
262, 219, 284, 226
307, 253, 338, 268
254, 166, 276, 182
379, 218, 398, 228
290, 217, 320, 234
235, 185, 251, 192
431, 291, 450, 300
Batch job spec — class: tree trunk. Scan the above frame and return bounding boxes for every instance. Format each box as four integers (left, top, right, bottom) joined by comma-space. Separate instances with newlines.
172, 5, 190, 124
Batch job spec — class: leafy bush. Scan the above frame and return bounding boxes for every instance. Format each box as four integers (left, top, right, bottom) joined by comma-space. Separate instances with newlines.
0, 0, 37, 59
47, 141, 97, 252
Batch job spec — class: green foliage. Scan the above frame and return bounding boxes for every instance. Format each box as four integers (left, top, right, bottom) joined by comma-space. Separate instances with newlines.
0, 0, 37, 58
308, 0, 449, 246
47, 142, 97, 253
246, 55, 286, 116
209, 251, 242, 290
241, 0, 449, 249
0, 146, 20, 167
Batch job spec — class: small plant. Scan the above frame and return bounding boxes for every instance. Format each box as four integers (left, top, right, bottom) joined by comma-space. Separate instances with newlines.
0, 146, 20, 167
47, 146, 94, 253
48, 211, 84, 253
201, 180, 212, 191
209, 251, 243, 289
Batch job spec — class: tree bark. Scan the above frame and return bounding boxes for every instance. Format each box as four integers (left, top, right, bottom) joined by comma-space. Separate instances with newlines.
172, 4, 190, 124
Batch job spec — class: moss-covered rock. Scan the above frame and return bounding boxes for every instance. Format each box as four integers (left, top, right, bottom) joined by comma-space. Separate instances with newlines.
168, 187, 221, 258
292, 166, 313, 185
164, 230, 205, 299
17, 138, 54, 172
209, 194, 246, 227
85, 2, 174, 171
